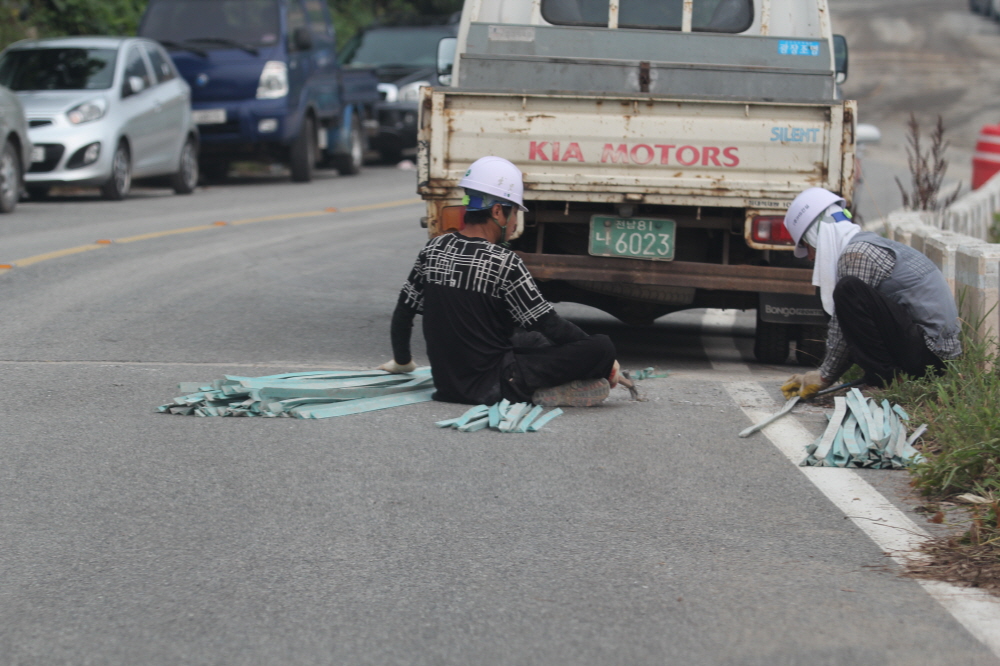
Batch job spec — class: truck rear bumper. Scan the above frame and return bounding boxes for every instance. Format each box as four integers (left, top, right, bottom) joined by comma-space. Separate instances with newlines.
516, 252, 815, 296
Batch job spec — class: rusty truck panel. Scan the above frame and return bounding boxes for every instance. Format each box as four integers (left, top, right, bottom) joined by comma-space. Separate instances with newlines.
418, 88, 855, 220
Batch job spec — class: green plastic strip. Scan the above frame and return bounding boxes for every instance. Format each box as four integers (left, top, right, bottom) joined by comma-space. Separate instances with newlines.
292, 388, 436, 419
527, 407, 563, 432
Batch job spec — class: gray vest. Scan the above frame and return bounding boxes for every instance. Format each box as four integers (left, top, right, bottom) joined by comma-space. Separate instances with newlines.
848, 232, 960, 350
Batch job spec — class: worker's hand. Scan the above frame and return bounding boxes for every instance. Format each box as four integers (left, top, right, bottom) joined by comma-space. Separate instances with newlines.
378, 359, 417, 374
781, 370, 829, 400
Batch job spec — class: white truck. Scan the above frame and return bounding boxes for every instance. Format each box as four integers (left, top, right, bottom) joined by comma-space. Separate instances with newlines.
417, 0, 856, 364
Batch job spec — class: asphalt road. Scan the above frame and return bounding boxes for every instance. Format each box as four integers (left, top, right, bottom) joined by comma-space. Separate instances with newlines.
1, 162, 996, 665
2, 2, 1000, 662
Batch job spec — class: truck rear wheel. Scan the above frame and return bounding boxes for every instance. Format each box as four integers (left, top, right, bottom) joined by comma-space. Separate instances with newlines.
754, 311, 791, 364
290, 115, 316, 183
795, 324, 828, 367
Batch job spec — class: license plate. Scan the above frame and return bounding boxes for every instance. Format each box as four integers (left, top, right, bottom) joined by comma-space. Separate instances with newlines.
589, 215, 676, 261
31, 146, 45, 163
192, 108, 226, 124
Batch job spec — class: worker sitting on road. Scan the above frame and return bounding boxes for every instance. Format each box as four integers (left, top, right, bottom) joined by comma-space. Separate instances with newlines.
379, 155, 626, 407
780, 187, 961, 400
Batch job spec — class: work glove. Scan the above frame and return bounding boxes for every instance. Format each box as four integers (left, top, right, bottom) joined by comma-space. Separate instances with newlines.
780, 370, 830, 400
378, 359, 417, 374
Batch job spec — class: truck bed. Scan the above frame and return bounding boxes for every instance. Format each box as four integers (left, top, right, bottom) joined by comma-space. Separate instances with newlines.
418, 88, 855, 209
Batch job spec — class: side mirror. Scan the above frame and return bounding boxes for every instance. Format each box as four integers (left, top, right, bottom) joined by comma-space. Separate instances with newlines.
293, 26, 313, 52
856, 123, 882, 145
437, 37, 456, 86
833, 34, 848, 84
124, 75, 146, 96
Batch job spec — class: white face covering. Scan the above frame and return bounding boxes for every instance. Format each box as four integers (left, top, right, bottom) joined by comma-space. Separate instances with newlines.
810, 204, 861, 315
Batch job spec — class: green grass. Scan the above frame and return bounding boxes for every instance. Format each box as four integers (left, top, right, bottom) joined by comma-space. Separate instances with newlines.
879, 310, 1000, 543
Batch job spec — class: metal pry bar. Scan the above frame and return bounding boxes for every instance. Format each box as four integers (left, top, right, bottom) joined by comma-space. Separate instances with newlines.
738, 396, 800, 438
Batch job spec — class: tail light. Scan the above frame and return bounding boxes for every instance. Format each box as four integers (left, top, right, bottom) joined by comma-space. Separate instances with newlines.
751, 215, 794, 245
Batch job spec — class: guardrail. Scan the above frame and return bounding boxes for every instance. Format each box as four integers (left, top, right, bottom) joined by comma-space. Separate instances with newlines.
876, 179, 1000, 351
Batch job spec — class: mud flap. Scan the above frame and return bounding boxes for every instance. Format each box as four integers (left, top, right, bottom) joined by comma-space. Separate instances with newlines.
758, 292, 828, 325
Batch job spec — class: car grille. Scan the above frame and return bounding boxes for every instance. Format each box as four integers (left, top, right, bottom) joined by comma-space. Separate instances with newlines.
29, 144, 65, 173
28, 119, 53, 128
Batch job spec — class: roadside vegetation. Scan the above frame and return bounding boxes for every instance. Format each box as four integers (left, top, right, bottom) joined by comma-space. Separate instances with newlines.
881, 114, 999, 591
0, 0, 462, 51
880, 314, 1000, 593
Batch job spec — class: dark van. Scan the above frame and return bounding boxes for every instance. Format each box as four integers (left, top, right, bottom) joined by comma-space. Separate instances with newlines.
139, 0, 378, 181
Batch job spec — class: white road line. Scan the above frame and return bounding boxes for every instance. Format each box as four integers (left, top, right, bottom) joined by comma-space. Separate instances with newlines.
699, 309, 752, 375
698, 309, 1000, 658
723, 381, 1000, 659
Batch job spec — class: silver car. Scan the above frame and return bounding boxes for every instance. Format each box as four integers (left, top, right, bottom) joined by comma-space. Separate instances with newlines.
0, 36, 199, 200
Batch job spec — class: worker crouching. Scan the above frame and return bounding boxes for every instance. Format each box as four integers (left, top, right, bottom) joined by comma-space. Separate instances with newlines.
381, 156, 627, 407
780, 187, 962, 399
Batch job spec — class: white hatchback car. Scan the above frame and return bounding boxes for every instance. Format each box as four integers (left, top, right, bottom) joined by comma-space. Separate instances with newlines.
0, 36, 199, 200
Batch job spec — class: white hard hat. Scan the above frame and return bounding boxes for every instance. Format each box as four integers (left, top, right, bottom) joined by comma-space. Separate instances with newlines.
784, 187, 846, 258
459, 156, 528, 212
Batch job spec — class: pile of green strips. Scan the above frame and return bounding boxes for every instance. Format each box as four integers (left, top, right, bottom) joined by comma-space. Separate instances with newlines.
436, 400, 563, 433
802, 388, 927, 469
158, 368, 435, 419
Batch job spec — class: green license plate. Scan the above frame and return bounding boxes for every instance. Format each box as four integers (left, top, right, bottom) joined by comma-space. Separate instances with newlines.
589, 216, 676, 261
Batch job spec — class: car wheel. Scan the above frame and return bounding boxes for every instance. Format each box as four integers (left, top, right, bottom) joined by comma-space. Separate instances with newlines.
289, 115, 316, 183
753, 312, 791, 365
0, 139, 21, 213
101, 142, 131, 201
333, 114, 364, 176
170, 137, 198, 194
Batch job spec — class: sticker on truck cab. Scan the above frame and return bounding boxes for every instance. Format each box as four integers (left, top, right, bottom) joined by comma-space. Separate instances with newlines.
777, 40, 820, 56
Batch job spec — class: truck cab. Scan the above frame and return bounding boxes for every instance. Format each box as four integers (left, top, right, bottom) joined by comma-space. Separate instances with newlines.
419, 0, 854, 364
139, 0, 379, 181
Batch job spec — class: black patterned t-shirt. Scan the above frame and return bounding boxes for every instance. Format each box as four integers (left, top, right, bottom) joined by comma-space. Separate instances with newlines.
400, 232, 553, 403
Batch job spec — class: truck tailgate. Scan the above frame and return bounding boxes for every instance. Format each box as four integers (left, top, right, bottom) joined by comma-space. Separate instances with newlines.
419, 89, 855, 207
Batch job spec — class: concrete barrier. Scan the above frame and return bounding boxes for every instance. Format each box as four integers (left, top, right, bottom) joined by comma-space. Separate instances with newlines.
955, 244, 1000, 348
876, 187, 1000, 353
895, 169, 1000, 240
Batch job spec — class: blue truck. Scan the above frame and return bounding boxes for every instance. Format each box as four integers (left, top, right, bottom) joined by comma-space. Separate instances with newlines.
138, 0, 379, 182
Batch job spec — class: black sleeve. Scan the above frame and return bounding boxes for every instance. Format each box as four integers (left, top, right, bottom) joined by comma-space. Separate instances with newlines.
525, 310, 588, 345
390, 295, 419, 365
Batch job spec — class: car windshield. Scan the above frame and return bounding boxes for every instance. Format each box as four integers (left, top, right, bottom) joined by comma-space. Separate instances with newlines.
141, 0, 281, 47
339, 27, 451, 68
542, 0, 753, 32
0, 48, 117, 91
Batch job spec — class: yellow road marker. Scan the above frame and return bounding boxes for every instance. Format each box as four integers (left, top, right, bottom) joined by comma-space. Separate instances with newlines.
230, 210, 328, 226
338, 198, 421, 213
13, 243, 106, 267
3, 197, 423, 272
114, 224, 222, 244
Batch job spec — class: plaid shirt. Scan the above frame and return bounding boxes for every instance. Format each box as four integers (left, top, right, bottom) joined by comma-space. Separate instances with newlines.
819, 240, 962, 381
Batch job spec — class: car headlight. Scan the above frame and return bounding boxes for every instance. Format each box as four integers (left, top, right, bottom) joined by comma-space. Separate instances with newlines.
67, 99, 107, 125
256, 61, 288, 99
398, 81, 430, 103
